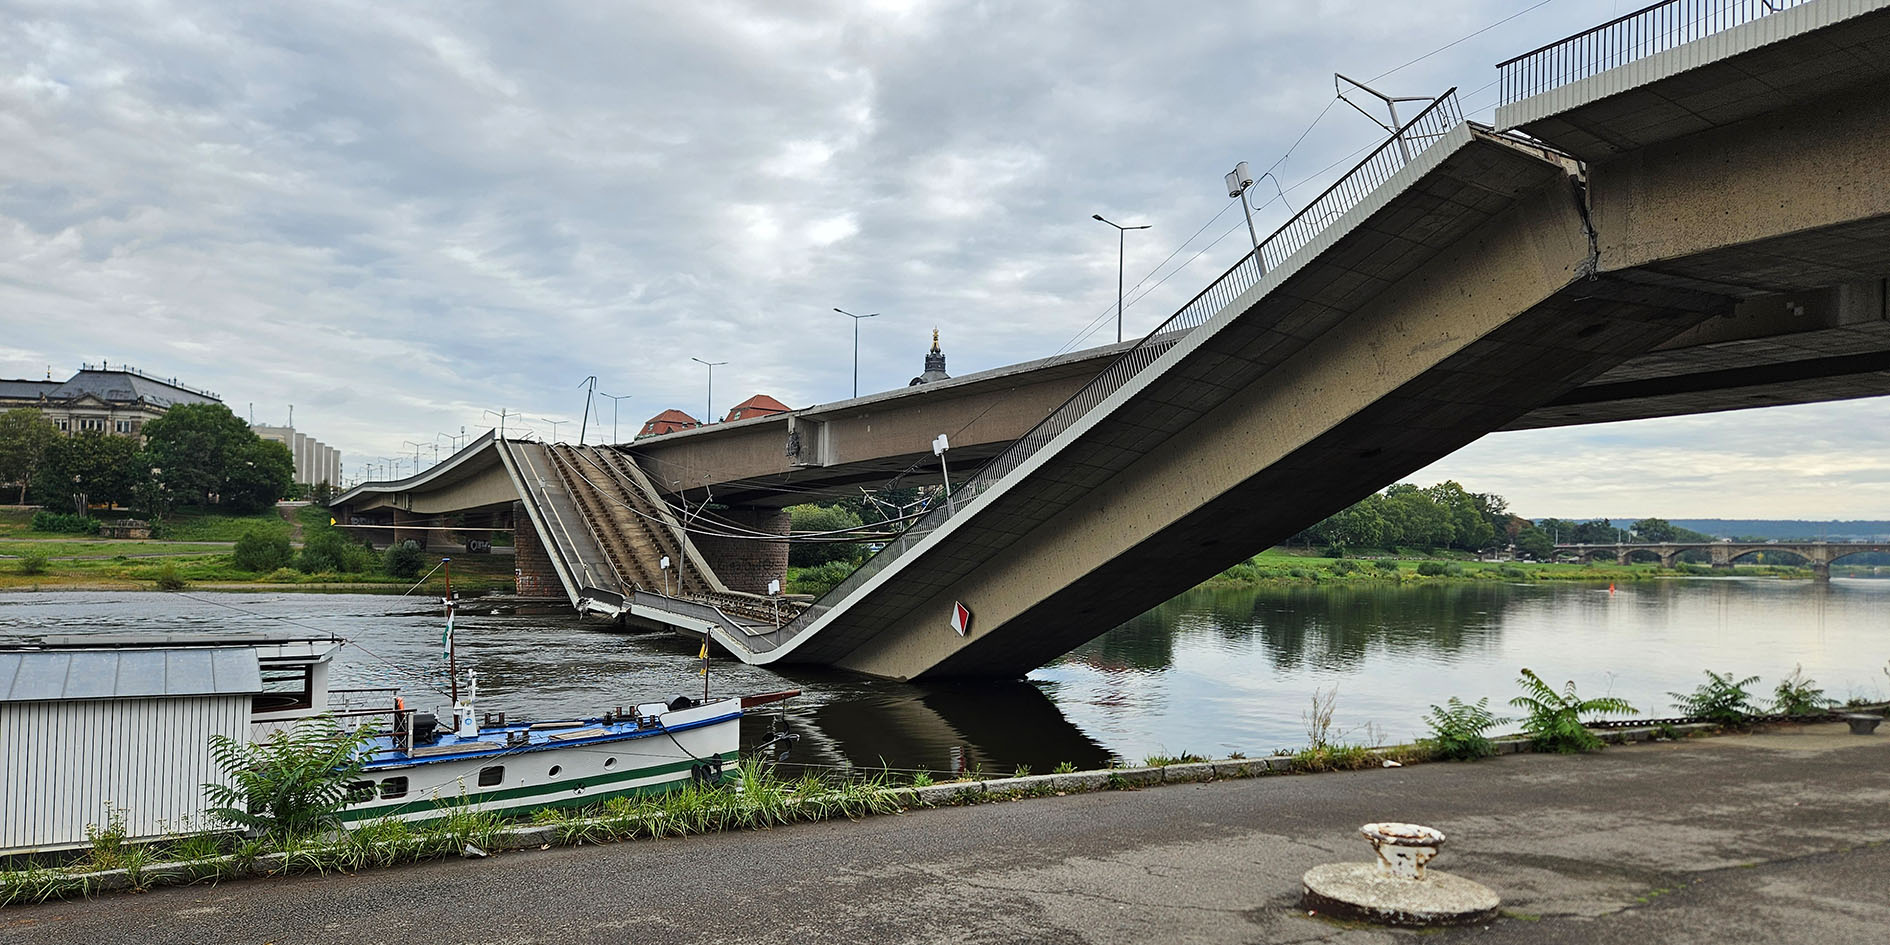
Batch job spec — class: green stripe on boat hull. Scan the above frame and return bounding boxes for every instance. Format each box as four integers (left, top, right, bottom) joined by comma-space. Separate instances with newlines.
338, 751, 740, 823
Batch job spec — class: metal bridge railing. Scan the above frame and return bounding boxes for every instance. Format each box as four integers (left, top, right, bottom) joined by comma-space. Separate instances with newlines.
747, 90, 1465, 653
1498, 0, 1812, 105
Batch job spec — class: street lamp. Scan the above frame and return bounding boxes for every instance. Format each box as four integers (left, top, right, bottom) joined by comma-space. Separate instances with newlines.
537, 417, 570, 442
691, 357, 727, 423
1092, 214, 1150, 343
600, 393, 632, 443
1225, 162, 1291, 275
835, 308, 879, 398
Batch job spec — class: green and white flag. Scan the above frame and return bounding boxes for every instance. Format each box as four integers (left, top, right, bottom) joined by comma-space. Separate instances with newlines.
441, 606, 455, 659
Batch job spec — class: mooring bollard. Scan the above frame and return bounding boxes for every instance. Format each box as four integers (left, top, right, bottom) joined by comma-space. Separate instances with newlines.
1301, 821, 1499, 927
1361, 822, 1445, 880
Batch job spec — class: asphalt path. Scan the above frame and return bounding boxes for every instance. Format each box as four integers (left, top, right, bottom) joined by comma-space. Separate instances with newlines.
7, 723, 1887, 944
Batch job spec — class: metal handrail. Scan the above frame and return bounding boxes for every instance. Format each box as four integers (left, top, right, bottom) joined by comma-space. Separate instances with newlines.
753, 90, 1465, 651
1497, 0, 1811, 104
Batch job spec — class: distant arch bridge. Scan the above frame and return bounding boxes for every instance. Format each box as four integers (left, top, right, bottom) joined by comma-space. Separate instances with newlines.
1554, 541, 1890, 579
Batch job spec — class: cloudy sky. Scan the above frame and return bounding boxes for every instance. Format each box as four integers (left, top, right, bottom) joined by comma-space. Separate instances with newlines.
3, 0, 1886, 519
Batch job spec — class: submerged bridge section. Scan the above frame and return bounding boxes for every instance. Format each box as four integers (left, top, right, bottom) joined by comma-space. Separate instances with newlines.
1558, 540, 1890, 578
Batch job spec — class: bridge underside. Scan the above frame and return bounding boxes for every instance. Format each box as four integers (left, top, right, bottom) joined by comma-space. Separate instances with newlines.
330, 6, 1890, 680
772, 27, 1890, 679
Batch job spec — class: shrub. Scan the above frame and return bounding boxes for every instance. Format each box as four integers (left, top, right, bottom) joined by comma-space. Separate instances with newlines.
382, 540, 426, 579
31, 511, 98, 534
1328, 559, 1359, 575
1510, 668, 1635, 753
204, 720, 375, 840
786, 503, 863, 567
1423, 696, 1505, 761
786, 560, 854, 596
16, 553, 48, 575
232, 529, 294, 572
154, 563, 187, 590
1416, 561, 1465, 577
295, 529, 374, 574
1373, 559, 1399, 572
1670, 670, 1761, 725
1499, 565, 1526, 579
1772, 665, 1835, 716
1218, 561, 1260, 583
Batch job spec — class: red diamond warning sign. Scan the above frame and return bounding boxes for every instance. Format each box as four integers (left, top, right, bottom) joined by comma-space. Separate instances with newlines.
950, 601, 972, 636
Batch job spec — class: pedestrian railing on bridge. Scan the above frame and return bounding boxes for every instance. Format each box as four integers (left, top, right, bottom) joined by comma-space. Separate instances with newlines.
1497, 0, 1815, 104
745, 90, 1465, 654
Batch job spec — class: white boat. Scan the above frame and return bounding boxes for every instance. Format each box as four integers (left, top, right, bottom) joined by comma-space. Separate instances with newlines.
336, 680, 792, 825
331, 561, 797, 823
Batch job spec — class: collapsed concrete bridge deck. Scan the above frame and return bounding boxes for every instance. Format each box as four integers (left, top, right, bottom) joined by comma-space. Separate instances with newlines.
334, 0, 1890, 679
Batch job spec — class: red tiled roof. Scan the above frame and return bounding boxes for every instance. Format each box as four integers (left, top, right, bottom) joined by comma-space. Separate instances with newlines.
724, 394, 791, 422
639, 409, 700, 437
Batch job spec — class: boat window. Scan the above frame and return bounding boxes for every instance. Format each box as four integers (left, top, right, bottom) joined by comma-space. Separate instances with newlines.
603, 757, 617, 769
478, 765, 504, 786
252, 661, 315, 713
345, 781, 375, 803
548, 765, 562, 778
379, 777, 409, 799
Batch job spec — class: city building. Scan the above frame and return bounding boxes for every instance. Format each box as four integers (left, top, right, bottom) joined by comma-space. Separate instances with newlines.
909, 330, 951, 386
0, 363, 220, 438
252, 425, 342, 487
638, 409, 700, 438
724, 394, 790, 422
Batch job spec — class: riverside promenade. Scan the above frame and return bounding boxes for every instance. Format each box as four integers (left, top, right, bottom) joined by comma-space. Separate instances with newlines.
6, 723, 1887, 944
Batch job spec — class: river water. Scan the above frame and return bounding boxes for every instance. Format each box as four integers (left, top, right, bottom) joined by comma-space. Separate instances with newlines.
2, 578, 1884, 776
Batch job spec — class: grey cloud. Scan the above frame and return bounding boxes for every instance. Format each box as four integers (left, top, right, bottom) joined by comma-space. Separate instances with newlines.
3, 0, 1882, 516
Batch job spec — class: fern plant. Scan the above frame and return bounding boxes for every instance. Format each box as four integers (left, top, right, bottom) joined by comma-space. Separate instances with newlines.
1510, 669, 1635, 753
1771, 665, 1834, 716
1422, 697, 1505, 761
1670, 670, 1761, 725
203, 720, 375, 840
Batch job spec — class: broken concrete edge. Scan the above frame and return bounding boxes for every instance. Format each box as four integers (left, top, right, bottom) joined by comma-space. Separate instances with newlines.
8, 715, 1846, 900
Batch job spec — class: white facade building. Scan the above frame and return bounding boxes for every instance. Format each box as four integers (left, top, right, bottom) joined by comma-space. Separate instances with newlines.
253, 424, 343, 487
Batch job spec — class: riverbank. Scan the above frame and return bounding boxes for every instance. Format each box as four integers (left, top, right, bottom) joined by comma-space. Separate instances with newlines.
7, 720, 1885, 943
1199, 548, 1814, 587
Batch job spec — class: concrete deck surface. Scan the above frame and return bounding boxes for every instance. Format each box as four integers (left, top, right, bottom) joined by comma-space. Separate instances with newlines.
5, 722, 1886, 944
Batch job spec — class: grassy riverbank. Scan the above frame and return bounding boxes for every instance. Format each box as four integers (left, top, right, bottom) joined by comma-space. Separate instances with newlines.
1199, 548, 1813, 587
0, 507, 515, 593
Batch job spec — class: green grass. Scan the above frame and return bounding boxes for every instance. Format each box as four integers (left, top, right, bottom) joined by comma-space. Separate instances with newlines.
1198, 549, 1812, 589
0, 507, 35, 536
0, 540, 233, 558
161, 509, 292, 542
0, 544, 514, 591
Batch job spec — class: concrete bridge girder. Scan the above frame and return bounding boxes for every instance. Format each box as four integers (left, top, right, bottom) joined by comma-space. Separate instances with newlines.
815, 133, 1733, 678
1589, 76, 1890, 297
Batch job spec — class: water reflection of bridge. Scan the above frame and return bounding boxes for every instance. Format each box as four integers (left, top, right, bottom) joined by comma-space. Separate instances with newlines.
1555, 542, 1890, 580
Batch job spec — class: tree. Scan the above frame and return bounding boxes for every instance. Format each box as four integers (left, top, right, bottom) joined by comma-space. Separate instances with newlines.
1427, 481, 1495, 551
1631, 517, 1679, 543
1514, 525, 1554, 561
1384, 484, 1452, 549
1315, 493, 1390, 551
41, 430, 141, 510
222, 438, 294, 513
142, 403, 289, 510
0, 408, 59, 503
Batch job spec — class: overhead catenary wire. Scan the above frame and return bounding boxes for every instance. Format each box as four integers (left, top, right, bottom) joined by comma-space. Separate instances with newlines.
159, 588, 455, 700
1056, 0, 1568, 353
